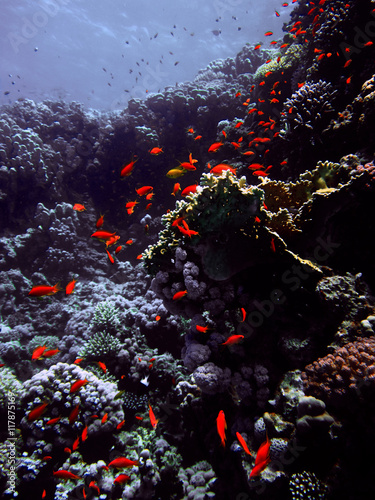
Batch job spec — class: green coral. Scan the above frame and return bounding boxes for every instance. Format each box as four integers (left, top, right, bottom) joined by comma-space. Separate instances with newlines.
78, 331, 121, 361
254, 43, 305, 82
0, 367, 25, 413
92, 300, 121, 335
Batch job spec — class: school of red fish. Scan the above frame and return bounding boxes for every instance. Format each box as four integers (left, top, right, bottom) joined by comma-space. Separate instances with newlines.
17, 0, 366, 493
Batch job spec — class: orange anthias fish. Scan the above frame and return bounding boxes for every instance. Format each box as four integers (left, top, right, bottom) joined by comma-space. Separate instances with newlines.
96, 214, 105, 228
236, 432, 252, 455
136, 186, 153, 196
149, 147, 163, 155
196, 325, 209, 333
106, 249, 115, 264
108, 457, 140, 468
181, 184, 197, 197
73, 204, 86, 212
216, 410, 227, 447
172, 290, 187, 301
149, 403, 159, 429
114, 474, 131, 484
69, 404, 80, 424
120, 156, 138, 177
250, 434, 271, 478
97, 361, 107, 373
65, 278, 77, 295
91, 231, 116, 240
222, 335, 244, 346
27, 402, 48, 421
70, 379, 88, 393
42, 348, 60, 358
208, 141, 223, 153
53, 470, 81, 480
171, 183, 181, 196
28, 283, 61, 297
210, 164, 237, 175
31, 345, 47, 360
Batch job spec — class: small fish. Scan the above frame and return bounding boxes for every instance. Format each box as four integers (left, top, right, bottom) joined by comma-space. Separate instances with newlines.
42, 348, 60, 358
91, 231, 116, 240
253, 171, 269, 177
194, 135, 202, 140
96, 214, 105, 228
149, 403, 159, 429
46, 417, 61, 425
155, 315, 161, 321
27, 402, 48, 421
171, 183, 181, 196
68, 404, 80, 424
120, 156, 138, 177
101, 412, 108, 424
149, 147, 163, 155
196, 325, 209, 333
172, 290, 187, 301
208, 141, 223, 152
114, 473, 131, 484
136, 186, 153, 196
250, 434, 271, 478
106, 249, 115, 264
210, 164, 237, 175
166, 167, 187, 179
89, 481, 100, 496
108, 457, 140, 469
222, 335, 244, 346
72, 435, 80, 451
181, 184, 197, 197
70, 379, 88, 393
254, 44, 262, 50
115, 245, 123, 254
28, 283, 61, 297
73, 204, 86, 212
81, 426, 88, 441
65, 278, 77, 295
117, 419, 126, 430
236, 432, 252, 455
241, 308, 246, 322
53, 470, 80, 480
97, 361, 107, 373
31, 345, 47, 361
264, 31, 273, 36
216, 410, 227, 447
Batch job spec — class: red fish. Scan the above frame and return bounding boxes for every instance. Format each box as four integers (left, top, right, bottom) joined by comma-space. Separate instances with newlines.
241, 308, 246, 322
72, 436, 80, 451
120, 156, 138, 177
216, 410, 227, 447
97, 361, 107, 373
236, 432, 252, 455
114, 473, 130, 484
149, 403, 159, 429
117, 419, 126, 430
210, 164, 237, 175
106, 249, 115, 264
253, 171, 269, 177
65, 278, 77, 295
42, 348, 60, 358
250, 434, 271, 478
125, 201, 138, 215
254, 44, 262, 49
96, 214, 104, 228
248, 163, 264, 170
196, 325, 209, 333
136, 186, 153, 196
81, 425, 88, 441
115, 245, 122, 254
27, 402, 48, 421
31, 345, 47, 361
172, 290, 187, 301
53, 470, 80, 480
171, 183, 181, 196
264, 31, 273, 36
69, 404, 80, 424
46, 417, 61, 425
222, 335, 244, 346
101, 413, 108, 424
91, 231, 116, 240
28, 283, 61, 297
73, 204, 86, 212
108, 457, 140, 468
89, 481, 100, 495
179, 161, 196, 171
149, 147, 163, 155
181, 184, 197, 197
70, 379, 88, 393
208, 141, 223, 152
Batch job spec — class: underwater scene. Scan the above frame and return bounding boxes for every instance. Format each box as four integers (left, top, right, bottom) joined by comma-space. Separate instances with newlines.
1, 0, 375, 499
